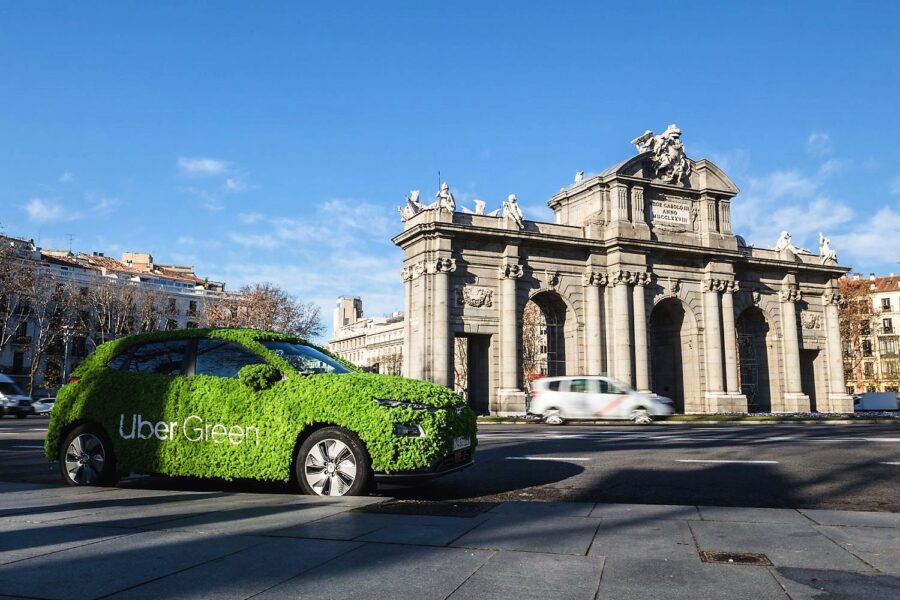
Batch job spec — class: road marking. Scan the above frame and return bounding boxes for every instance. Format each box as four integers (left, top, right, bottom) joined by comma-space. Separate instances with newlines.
880, 462, 900, 465
506, 456, 591, 461
676, 459, 778, 464
864, 438, 900, 443
11, 445, 44, 450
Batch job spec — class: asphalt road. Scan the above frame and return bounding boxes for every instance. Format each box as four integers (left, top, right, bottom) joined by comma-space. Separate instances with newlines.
2, 417, 899, 512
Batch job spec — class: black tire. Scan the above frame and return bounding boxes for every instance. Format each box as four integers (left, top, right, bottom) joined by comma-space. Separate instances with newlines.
15, 413, 27, 419
543, 408, 566, 426
295, 426, 372, 497
59, 424, 119, 486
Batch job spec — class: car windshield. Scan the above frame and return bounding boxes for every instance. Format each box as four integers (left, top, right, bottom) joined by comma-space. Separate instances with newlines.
261, 341, 350, 376
0, 381, 26, 396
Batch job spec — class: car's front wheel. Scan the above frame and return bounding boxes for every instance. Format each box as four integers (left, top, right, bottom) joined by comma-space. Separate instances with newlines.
59, 424, 119, 486
296, 427, 372, 497
631, 408, 653, 425
544, 408, 566, 426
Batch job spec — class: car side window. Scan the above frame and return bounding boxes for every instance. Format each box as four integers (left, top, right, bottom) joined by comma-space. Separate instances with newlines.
547, 380, 561, 392
111, 340, 188, 376
597, 380, 610, 393
568, 379, 590, 393
195, 340, 266, 378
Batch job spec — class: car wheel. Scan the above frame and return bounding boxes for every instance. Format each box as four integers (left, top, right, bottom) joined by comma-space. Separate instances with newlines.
631, 408, 653, 425
16, 413, 27, 419
59, 424, 119, 486
544, 409, 566, 426
296, 427, 372, 497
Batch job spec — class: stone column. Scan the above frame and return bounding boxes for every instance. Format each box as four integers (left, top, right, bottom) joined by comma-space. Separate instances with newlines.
612, 271, 634, 386
497, 260, 525, 414
703, 278, 726, 408
632, 273, 650, 392
401, 266, 413, 378
722, 282, 739, 394
583, 270, 607, 375
779, 286, 810, 411
824, 291, 853, 412
430, 257, 456, 388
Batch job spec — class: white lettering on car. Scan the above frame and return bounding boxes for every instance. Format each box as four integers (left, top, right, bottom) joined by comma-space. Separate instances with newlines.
116, 414, 260, 446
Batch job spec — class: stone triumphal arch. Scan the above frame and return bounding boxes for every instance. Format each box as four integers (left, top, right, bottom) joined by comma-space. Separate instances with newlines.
393, 126, 852, 415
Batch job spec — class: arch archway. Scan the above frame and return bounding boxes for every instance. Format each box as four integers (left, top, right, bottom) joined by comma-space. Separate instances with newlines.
523, 290, 575, 382
649, 297, 699, 412
736, 307, 777, 412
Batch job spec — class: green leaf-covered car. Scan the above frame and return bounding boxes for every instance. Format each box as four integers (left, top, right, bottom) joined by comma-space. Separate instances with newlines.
45, 328, 477, 496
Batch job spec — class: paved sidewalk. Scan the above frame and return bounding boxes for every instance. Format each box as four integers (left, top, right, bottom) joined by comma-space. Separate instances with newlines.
1, 483, 898, 599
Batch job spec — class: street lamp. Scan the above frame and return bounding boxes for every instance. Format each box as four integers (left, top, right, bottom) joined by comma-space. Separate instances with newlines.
60, 324, 73, 387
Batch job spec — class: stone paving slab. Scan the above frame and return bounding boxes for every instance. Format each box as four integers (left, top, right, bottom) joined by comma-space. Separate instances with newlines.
588, 502, 701, 521
108, 537, 362, 600
487, 501, 595, 518
451, 515, 600, 555
0, 520, 132, 565
270, 510, 483, 542
146, 496, 375, 536
447, 550, 604, 600
588, 518, 699, 561
596, 556, 789, 600
815, 525, 900, 575
697, 506, 811, 525
799, 508, 900, 528
772, 567, 900, 599
689, 520, 875, 571
254, 542, 493, 600
355, 517, 486, 546
0, 530, 260, 600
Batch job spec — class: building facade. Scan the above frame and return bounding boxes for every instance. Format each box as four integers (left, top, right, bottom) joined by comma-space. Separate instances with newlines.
0, 236, 225, 391
841, 274, 900, 394
327, 304, 404, 375
393, 126, 853, 415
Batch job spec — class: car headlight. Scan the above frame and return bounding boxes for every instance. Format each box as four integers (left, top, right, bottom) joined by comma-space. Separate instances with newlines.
373, 398, 439, 413
392, 423, 424, 437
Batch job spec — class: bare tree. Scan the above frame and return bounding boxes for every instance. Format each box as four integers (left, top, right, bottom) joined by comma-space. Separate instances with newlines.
206, 283, 324, 338
381, 350, 403, 376
454, 338, 468, 398
839, 277, 878, 392
521, 301, 546, 384
0, 240, 36, 356
132, 286, 167, 333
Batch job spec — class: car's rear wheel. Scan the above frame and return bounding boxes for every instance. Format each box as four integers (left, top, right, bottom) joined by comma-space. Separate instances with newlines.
296, 427, 372, 497
59, 424, 119, 486
15, 413, 27, 419
631, 408, 653, 425
544, 409, 566, 426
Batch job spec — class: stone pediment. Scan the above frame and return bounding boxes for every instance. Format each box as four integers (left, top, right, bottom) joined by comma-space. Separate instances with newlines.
599, 154, 738, 197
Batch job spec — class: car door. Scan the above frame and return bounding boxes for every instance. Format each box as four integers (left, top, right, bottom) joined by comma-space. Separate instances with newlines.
179, 338, 273, 480
592, 378, 632, 418
104, 339, 191, 475
563, 378, 596, 418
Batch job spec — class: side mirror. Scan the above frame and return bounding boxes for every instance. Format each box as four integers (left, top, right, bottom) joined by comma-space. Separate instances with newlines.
238, 364, 281, 391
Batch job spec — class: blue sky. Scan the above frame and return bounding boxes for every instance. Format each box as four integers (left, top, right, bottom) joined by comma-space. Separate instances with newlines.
2, 2, 899, 338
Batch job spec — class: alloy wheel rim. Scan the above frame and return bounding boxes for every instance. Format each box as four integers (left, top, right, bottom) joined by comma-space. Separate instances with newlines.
64, 434, 106, 484
632, 409, 652, 424
304, 439, 357, 496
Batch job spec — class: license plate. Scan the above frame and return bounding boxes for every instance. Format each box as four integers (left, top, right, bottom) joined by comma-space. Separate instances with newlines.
452, 436, 471, 451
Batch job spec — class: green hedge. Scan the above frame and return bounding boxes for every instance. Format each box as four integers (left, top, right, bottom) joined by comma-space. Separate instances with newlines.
46, 328, 477, 481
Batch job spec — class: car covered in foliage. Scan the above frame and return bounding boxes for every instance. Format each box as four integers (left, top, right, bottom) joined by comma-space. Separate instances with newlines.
45, 328, 477, 496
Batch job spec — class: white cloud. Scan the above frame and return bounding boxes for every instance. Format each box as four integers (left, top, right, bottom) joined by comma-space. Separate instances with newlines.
223, 177, 246, 192
21, 197, 78, 223
806, 132, 832, 156
890, 177, 900, 196
831, 204, 900, 268
228, 232, 282, 250
88, 194, 120, 215
817, 158, 845, 177
238, 212, 264, 224
59, 171, 75, 184
177, 156, 230, 175
176, 235, 196, 246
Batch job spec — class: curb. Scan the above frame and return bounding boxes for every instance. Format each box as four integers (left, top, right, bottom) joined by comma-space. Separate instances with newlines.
477, 418, 899, 426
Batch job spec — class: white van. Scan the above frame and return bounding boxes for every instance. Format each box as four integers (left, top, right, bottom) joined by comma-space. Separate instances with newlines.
530, 376, 674, 424
0, 374, 33, 418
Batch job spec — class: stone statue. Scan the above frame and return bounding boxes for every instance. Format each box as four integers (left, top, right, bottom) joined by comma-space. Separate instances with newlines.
630, 123, 692, 184
462, 199, 487, 215
398, 190, 426, 221
818, 232, 838, 264
502, 193, 525, 229
774, 231, 811, 255
575, 171, 584, 183
435, 182, 456, 213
